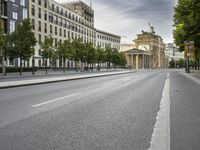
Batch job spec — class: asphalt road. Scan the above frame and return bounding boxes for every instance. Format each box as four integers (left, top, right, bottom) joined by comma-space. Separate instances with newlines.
0, 70, 199, 150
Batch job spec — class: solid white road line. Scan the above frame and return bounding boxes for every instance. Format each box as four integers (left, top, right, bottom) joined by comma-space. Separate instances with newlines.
31, 93, 80, 108
148, 73, 170, 150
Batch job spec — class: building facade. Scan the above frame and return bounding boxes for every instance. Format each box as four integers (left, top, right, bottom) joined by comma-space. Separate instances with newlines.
125, 48, 151, 69
95, 29, 121, 50
165, 43, 184, 67
1, 0, 121, 68
30, 0, 98, 68
133, 31, 166, 69
0, 0, 29, 66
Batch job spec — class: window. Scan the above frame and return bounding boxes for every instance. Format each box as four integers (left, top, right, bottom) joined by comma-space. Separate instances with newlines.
32, 0, 35, 3
38, 8, 41, 18
44, 23, 47, 33
44, 11, 47, 21
38, 21, 41, 32
56, 6, 59, 13
60, 9, 63, 15
10, 20, 15, 33
38, 0, 41, 5
38, 34, 42, 43
23, 8, 28, 19
44, 0, 47, 8
10, 0, 15, 2
32, 19, 35, 30
65, 11, 67, 17
50, 25, 52, 34
31, 5, 35, 16
12, 12, 18, 20
64, 30, 66, 37
55, 38, 57, 47
59, 28, 62, 36
52, 4, 54, 11
59, 17, 62, 26
49, 13, 53, 23
20, 0, 25, 6
55, 26, 57, 35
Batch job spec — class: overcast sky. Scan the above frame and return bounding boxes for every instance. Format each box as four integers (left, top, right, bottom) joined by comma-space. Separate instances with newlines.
55, 0, 178, 44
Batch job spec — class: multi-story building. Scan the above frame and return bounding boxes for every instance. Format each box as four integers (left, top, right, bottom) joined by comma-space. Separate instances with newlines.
0, 0, 7, 33
62, 1, 94, 28
1, 0, 120, 68
95, 29, 121, 50
0, 0, 29, 66
29, 0, 120, 68
165, 43, 184, 66
30, 0, 95, 68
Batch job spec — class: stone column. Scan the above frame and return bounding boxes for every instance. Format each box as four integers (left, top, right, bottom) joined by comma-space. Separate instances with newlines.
136, 54, 139, 69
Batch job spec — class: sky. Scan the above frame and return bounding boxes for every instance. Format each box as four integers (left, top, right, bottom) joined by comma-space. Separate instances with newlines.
55, 0, 178, 44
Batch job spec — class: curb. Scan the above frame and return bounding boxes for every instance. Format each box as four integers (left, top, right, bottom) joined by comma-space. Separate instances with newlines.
0, 71, 135, 89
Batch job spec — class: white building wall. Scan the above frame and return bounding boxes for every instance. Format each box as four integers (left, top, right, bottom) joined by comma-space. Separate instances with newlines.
29, 0, 96, 68
95, 30, 121, 50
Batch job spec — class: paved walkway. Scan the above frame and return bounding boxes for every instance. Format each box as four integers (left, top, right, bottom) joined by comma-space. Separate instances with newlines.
190, 69, 200, 80
0, 70, 133, 89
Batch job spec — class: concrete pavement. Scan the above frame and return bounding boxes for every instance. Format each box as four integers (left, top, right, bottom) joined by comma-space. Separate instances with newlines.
0, 70, 133, 89
0, 70, 165, 150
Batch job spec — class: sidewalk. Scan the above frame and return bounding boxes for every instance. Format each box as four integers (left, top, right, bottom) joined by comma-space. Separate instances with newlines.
0, 70, 133, 89
0, 68, 124, 79
181, 69, 200, 85
190, 70, 200, 80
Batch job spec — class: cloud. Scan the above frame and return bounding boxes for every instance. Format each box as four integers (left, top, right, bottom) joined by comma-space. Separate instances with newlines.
55, 0, 175, 43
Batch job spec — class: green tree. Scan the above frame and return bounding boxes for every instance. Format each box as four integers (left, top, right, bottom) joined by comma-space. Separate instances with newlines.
57, 40, 72, 73
85, 42, 96, 71
9, 18, 36, 75
40, 35, 54, 74
71, 39, 85, 71
105, 45, 113, 70
112, 49, 120, 70
169, 59, 175, 68
118, 52, 127, 67
96, 46, 105, 71
0, 16, 6, 76
177, 58, 185, 68
174, 0, 200, 68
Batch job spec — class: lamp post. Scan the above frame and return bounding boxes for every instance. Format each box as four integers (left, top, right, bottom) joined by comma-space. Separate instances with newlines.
173, 46, 177, 68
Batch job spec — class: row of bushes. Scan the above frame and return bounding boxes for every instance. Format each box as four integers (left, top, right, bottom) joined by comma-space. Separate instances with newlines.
0, 66, 120, 73
0, 67, 36, 73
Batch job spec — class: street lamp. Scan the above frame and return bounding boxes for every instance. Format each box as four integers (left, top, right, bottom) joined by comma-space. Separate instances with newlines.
173, 46, 177, 68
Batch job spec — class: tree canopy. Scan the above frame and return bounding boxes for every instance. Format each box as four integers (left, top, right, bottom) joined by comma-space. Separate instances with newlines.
8, 18, 36, 75
174, 0, 200, 52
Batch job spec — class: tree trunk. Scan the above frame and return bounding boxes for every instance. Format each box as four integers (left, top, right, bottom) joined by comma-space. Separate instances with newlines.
20, 58, 22, 76
75, 61, 78, 72
92, 63, 94, 71
45, 59, 47, 75
63, 57, 66, 73
32, 56, 35, 75
1, 46, 6, 76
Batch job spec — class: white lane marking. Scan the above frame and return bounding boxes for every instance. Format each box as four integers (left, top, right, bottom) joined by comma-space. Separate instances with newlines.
148, 73, 170, 150
101, 83, 114, 88
100, 74, 145, 88
31, 93, 80, 108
